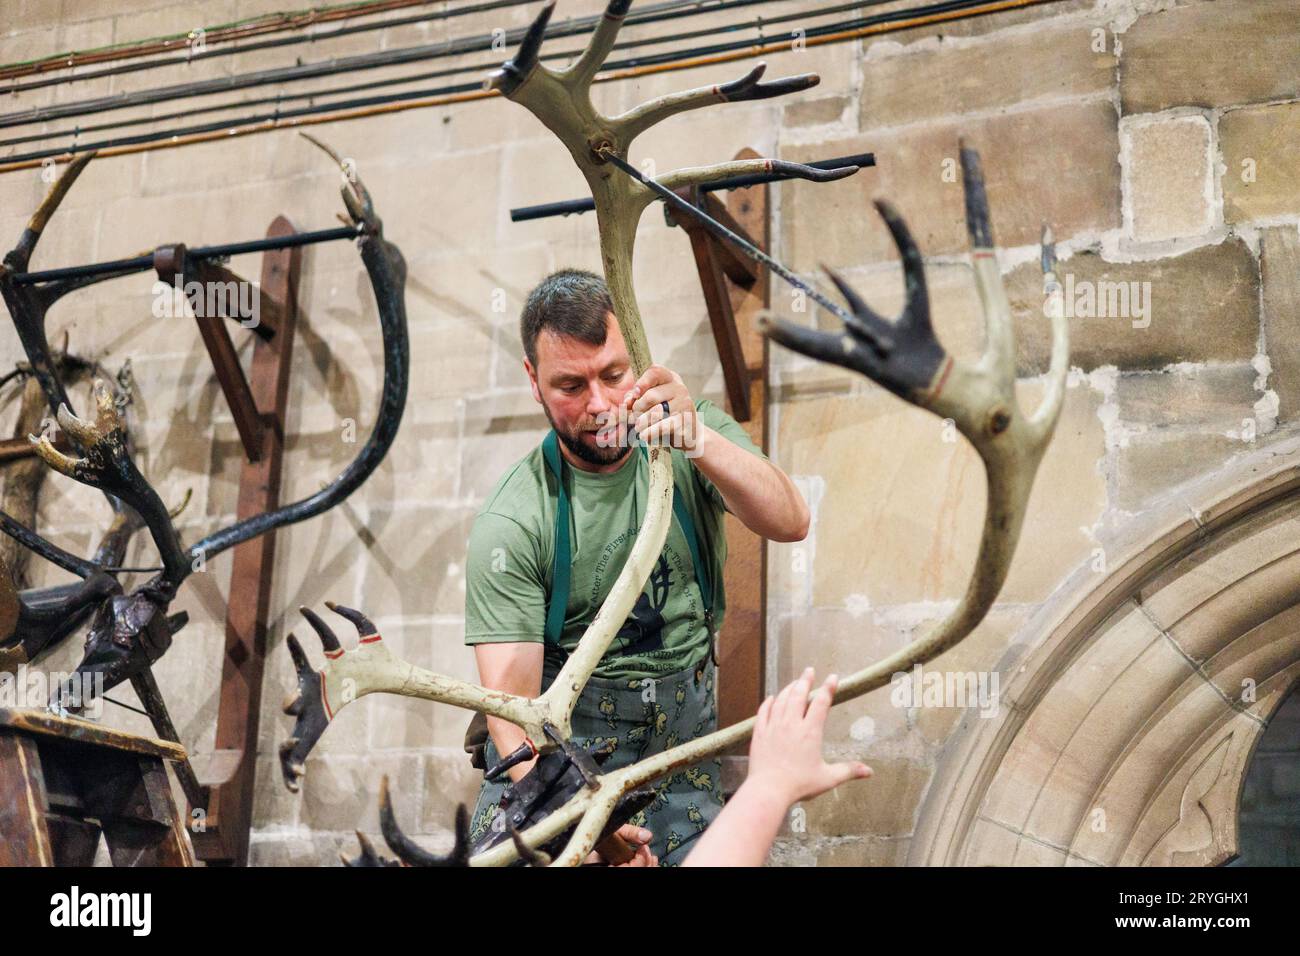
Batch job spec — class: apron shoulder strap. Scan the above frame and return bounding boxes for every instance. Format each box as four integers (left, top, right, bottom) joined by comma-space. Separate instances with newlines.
541, 430, 571, 646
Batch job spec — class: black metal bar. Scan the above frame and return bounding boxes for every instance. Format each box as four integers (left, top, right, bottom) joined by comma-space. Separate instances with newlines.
11, 223, 361, 285
0, 0, 843, 153
511, 152, 875, 222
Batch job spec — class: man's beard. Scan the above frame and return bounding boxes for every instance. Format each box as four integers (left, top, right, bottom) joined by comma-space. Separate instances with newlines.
541, 400, 632, 467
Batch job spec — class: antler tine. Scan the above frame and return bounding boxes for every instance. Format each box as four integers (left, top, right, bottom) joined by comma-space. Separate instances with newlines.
279, 632, 328, 792
342, 831, 399, 867
486, 0, 556, 94
612, 62, 820, 143
28, 430, 80, 479
377, 777, 470, 867
1030, 222, 1068, 438
298, 131, 374, 227
565, 0, 630, 87
871, 199, 933, 338
507, 821, 553, 866
297, 604, 343, 653
959, 140, 1015, 381
11, 151, 98, 268
823, 268, 897, 355
324, 600, 378, 638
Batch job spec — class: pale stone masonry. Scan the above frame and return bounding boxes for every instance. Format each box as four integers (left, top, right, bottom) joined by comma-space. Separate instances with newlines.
0, 0, 1297, 865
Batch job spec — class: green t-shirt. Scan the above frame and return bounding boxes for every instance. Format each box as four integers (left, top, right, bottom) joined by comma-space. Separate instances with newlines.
463, 398, 769, 681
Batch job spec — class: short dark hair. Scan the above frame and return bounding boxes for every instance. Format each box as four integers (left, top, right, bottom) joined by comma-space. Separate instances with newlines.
520, 268, 613, 369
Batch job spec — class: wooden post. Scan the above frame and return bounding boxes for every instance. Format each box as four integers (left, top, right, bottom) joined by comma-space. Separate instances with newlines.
672, 147, 771, 745
156, 216, 301, 865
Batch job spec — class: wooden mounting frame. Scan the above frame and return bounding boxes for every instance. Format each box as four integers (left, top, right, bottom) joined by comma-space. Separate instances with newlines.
668, 146, 770, 737
153, 215, 302, 865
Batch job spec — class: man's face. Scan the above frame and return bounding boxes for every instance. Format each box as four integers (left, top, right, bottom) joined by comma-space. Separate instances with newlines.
525, 311, 637, 468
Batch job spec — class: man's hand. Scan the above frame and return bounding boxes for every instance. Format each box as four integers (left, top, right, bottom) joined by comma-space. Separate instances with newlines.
621, 363, 809, 542
583, 824, 657, 866
747, 667, 872, 807
625, 364, 699, 452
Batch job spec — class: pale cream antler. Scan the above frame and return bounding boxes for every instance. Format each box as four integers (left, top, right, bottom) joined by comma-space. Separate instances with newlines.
281, 0, 857, 791
482, 143, 1070, 867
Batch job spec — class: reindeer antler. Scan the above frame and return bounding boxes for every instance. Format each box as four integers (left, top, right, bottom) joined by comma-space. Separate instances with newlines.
30, 379, 190, 589
470, 143, 1069, 867
276, 7, 1064, 868
485, 0, 862, 728
279, 1, 862, 795
279, 601, 546, 792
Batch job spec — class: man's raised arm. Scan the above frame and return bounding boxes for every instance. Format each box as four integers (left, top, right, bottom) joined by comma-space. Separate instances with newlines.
626, 365, 810, 543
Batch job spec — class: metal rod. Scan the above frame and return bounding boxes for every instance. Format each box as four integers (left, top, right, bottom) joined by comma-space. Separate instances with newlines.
0, 0, 792, 151
11, 223, 362, 285
511, 152, 875, 222
102, 694, 152, 717
602, 150, 860, 327
0, 0, 1059, 175
2, 0, 448, 80
0, 0, 786, 130
4, 0, 539, 96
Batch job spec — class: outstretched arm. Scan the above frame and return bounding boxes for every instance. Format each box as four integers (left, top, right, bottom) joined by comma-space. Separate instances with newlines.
682, 668, 872, 867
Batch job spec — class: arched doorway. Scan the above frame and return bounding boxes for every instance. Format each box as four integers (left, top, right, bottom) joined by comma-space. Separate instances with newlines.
910, 437, 1300, 866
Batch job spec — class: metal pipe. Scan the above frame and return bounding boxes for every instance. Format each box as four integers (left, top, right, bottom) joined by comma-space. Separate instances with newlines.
1, 0, 449, 82
0, 0, 1060, 176
0, 0, 786, 130
4, 0, 538, 96
0, 0, 797, 150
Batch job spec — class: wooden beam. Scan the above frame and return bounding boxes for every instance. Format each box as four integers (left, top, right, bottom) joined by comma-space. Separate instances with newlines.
189, 216, 300, 866
669, 148, 771, 751
673, 186, 757, 422
154, 246, 265, 462
715, 147, 770, 742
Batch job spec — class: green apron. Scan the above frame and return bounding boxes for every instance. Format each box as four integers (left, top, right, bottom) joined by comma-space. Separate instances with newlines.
468, 431, 726, 864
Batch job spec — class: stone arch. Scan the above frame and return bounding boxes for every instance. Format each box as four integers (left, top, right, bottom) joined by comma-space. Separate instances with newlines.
909, 437, 1300, 866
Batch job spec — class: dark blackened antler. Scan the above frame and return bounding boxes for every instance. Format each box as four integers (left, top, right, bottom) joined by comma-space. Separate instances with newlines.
32, 380, 190, 588
183, 134, 409, 563
1, 135, 410, 700
358, 777, 470, 867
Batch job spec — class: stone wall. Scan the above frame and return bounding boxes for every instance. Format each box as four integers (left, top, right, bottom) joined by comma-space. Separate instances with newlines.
0, 0, 1296, 865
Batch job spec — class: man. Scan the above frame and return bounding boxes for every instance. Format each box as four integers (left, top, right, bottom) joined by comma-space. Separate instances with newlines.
462, 268, 809, 865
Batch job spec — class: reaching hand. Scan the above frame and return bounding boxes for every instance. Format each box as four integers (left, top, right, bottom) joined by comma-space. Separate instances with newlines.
748, 667, 872, 807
